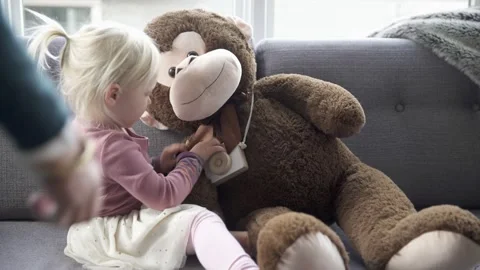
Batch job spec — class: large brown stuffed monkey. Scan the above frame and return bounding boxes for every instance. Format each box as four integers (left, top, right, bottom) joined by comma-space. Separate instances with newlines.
141, 9, 480, 270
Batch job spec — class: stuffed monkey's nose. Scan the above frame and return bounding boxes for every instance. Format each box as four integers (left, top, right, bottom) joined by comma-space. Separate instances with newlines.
175, 56, 197, 76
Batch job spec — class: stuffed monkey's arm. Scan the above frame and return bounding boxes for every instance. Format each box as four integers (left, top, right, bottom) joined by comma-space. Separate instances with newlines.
256, 74, 366, 138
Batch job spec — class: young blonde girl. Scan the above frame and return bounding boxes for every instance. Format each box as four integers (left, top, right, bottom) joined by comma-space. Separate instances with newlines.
27, 11, 258, 270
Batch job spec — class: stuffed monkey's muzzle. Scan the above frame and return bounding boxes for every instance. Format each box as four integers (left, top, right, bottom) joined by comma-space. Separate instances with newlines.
169, 49, 242, 121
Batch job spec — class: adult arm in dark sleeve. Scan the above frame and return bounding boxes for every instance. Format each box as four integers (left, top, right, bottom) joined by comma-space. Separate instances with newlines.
0, 10, 103, 227
0, 8, 69, 152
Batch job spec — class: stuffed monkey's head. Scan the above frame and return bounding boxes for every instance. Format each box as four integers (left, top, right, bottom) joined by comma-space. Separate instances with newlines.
142, 9, 256, 134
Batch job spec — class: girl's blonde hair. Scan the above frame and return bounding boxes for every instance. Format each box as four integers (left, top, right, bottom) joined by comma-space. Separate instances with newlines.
25, 9, 161, 121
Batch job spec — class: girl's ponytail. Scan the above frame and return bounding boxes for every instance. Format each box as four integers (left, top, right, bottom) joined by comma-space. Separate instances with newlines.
25, 8, 69, 71
21, 11, 161, 123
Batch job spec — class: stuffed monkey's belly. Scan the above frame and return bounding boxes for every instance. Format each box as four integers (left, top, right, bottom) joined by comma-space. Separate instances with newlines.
218, 98, 344, 228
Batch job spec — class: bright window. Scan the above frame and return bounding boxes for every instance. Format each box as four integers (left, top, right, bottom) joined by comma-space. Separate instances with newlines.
21, 0, 235, 34
272, 0, 471, 39
100, 0, 235, 31
24, 6, 92, 33
22, 0, 102, 33
4, 0, 476, 40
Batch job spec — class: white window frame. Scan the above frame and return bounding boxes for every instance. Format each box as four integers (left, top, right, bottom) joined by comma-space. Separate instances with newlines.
469, 0, 480, 6
2, 0, 25, 35
24, 0, 102, 24
234, 0, 274, 42
5, 0, 102, 35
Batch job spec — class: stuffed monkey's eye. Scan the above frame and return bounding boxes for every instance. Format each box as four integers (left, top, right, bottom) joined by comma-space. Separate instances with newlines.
168, 67, 176, 78
187, 51, 199, 57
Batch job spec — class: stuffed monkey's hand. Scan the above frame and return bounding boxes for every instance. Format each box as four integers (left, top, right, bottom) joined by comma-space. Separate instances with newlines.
159, 143, 188, 174
256, 74, 366, 138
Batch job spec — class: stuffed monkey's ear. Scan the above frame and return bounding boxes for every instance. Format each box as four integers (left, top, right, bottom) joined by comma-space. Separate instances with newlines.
224, 15, 253, 42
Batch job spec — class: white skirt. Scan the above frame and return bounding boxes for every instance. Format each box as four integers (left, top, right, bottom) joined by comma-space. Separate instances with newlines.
64, 204, 206, 270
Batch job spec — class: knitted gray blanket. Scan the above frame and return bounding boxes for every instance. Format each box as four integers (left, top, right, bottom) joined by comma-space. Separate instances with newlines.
369, 7, 480, 88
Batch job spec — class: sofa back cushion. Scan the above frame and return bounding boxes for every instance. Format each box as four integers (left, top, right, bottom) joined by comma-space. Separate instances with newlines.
255, 38, 480, 209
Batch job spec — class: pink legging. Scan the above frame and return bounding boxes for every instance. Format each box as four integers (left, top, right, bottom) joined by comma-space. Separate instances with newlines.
186, 210, 259, 270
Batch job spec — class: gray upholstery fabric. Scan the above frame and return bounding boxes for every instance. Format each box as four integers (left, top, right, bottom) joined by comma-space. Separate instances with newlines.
0, 127, 41, 220
1, 213, 480, 269
256, 38, 480, 209
0, 219, 381, 270
0, 221, 204, 270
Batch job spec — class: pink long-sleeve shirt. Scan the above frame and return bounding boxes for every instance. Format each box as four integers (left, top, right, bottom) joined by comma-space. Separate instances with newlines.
75, 120, 204, 217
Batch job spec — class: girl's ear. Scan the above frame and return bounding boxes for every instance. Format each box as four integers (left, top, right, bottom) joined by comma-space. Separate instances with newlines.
105, 83, 121, 107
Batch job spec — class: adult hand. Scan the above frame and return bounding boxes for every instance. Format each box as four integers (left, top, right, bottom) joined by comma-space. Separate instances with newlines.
28, 138, 103, 227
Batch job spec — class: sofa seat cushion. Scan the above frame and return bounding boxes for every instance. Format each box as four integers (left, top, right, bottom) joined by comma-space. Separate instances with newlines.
1, 211, 478, 269
0, 221, 203, 270
0, 219, 385, 270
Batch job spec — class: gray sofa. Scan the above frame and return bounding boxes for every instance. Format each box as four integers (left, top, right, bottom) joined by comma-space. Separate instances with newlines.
1, 38, 479, 270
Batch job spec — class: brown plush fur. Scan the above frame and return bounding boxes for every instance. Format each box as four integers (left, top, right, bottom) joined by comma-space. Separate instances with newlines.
144, 9, 480, 270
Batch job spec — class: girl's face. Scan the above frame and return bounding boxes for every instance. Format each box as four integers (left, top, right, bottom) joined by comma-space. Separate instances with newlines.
105, 80, 155, 128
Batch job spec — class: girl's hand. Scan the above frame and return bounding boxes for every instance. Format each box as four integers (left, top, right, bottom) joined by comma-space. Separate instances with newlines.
190, 138, 226, 162
159, 143, 188, 174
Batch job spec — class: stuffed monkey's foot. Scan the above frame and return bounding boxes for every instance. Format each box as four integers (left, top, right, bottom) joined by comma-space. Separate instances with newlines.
256, 212, 348, 270
334, 162, 480, 270
382, 205, 480, 270
277, 232, 345, 270
386, 230, 480, 270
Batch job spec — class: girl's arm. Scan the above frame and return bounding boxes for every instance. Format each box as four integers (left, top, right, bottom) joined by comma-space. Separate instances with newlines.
151, 143, 188, 174
102, 133, 204, 210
